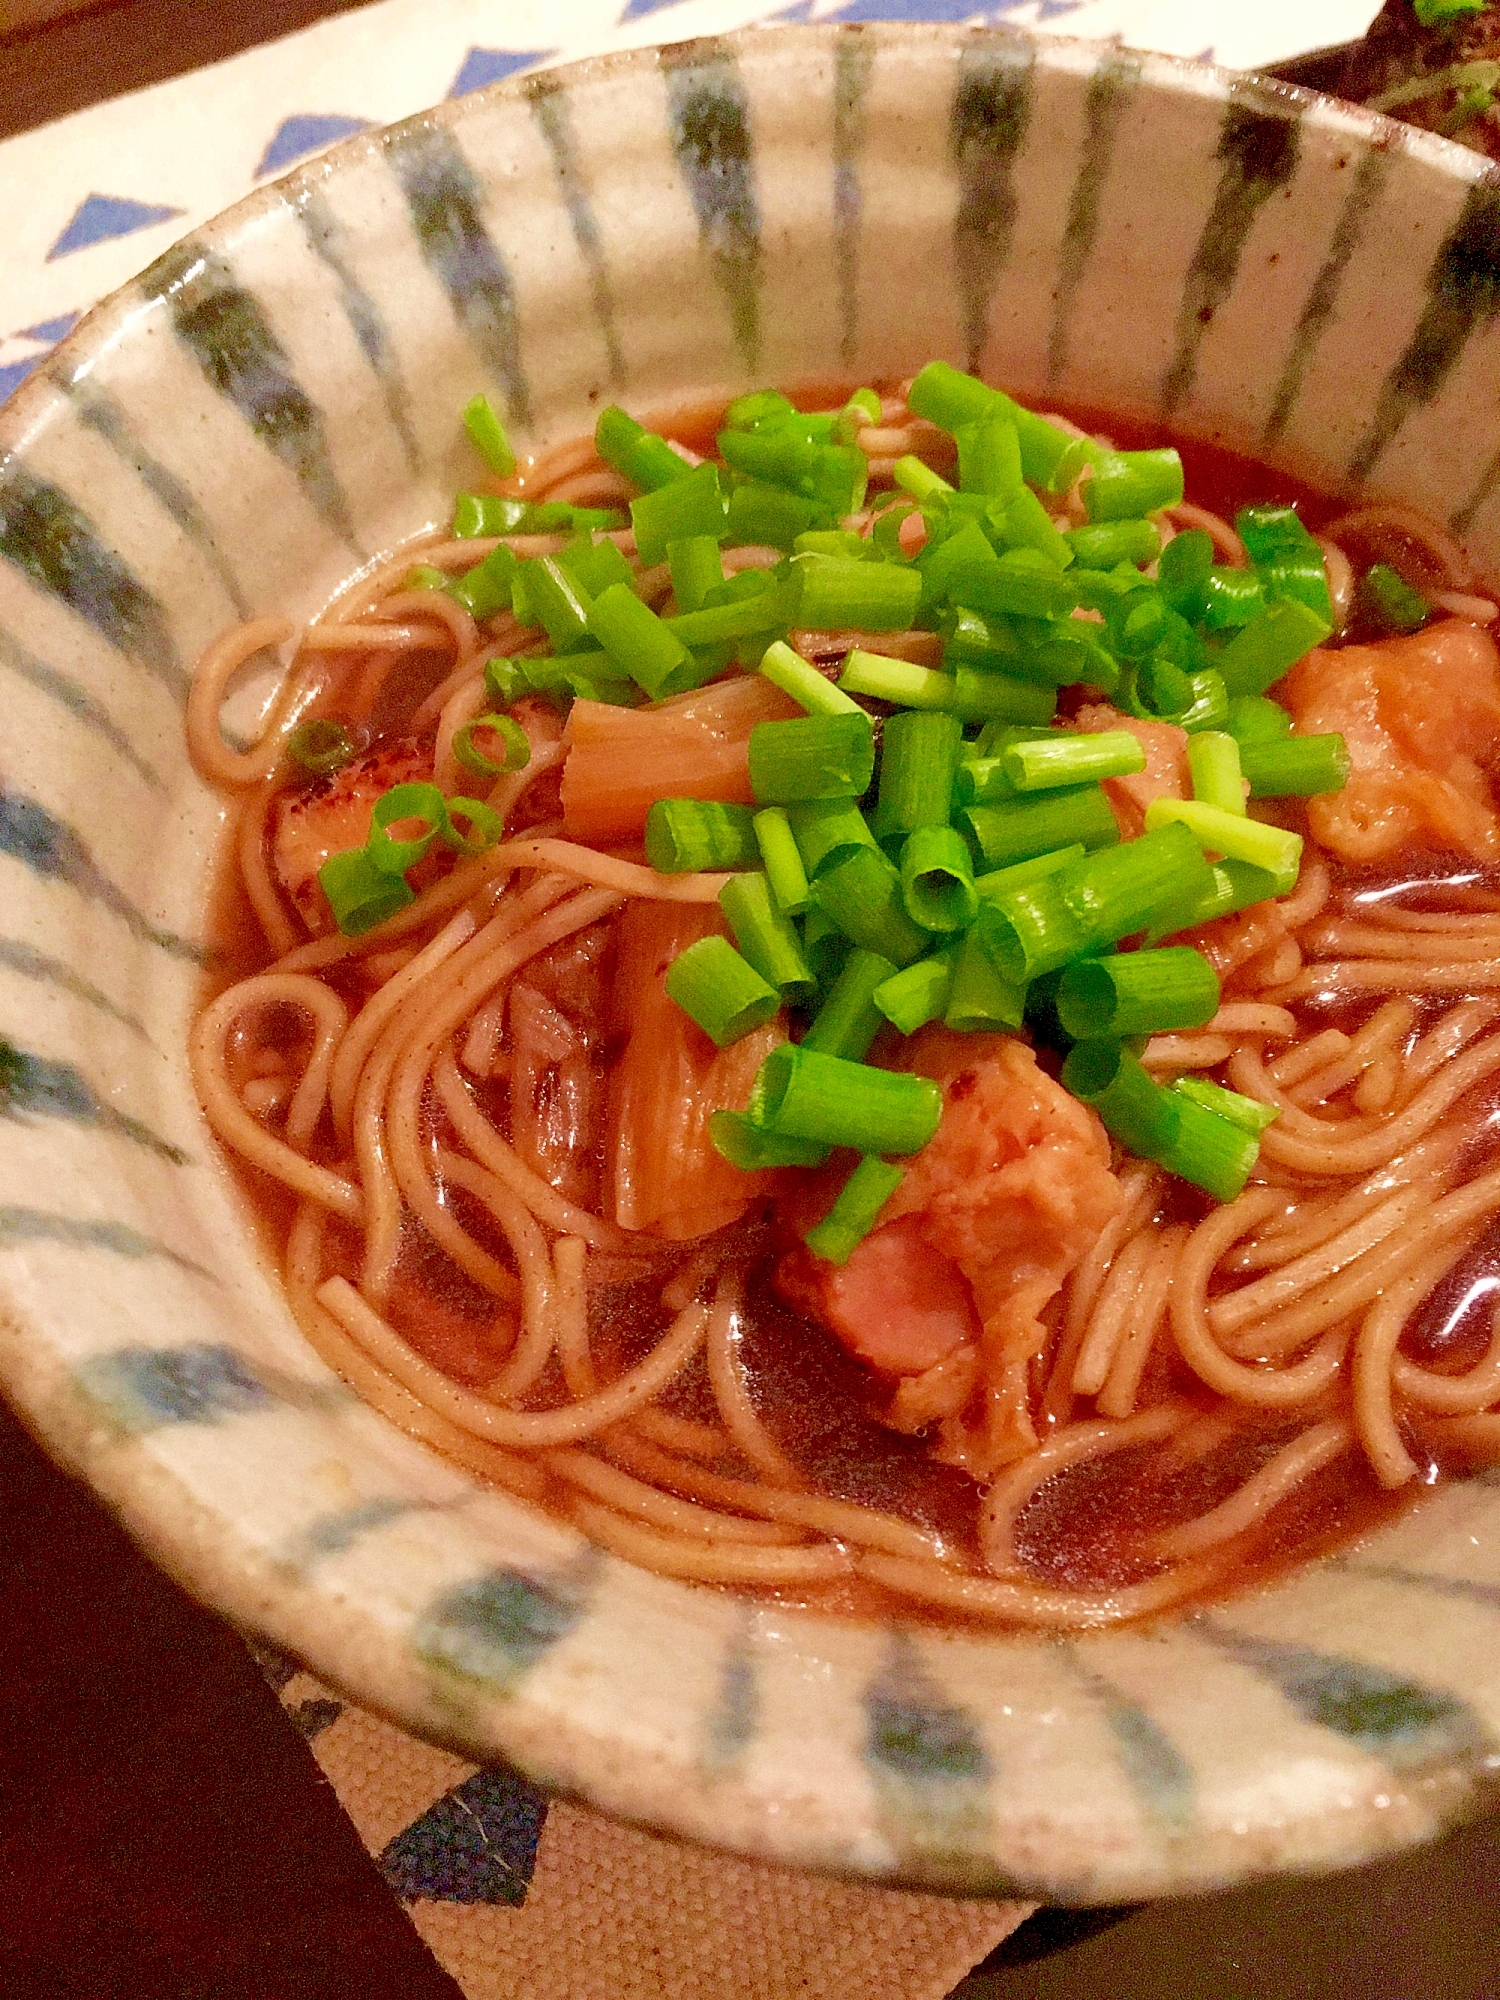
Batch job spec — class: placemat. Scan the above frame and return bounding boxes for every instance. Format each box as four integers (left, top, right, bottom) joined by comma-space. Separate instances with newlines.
0, 0, 1383, 1992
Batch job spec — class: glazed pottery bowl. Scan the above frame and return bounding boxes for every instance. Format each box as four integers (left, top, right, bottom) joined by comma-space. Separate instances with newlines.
5, 22, 1500, 1904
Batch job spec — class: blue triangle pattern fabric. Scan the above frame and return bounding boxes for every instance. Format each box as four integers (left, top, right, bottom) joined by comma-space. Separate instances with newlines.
47, 194, 182, 261
449, 48, 555, 98
378, 1766, 549, 1906
0, 357, 41, 404
255, 114, 372, 179
20, 313, 79, 344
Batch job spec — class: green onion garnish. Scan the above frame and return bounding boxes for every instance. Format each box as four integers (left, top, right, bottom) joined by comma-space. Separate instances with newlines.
799, 947, 897, 1061
588, 581, 694, 698
757, 639, 863, 717
1055, 946, 1220, 1040
450, 544, 519, 622
631, 462, 728, 566
747, 711, 875, 804
1060, 820, 1214, 940
1224, 694, 1293, 745
1064, 519, 1161, 569
1143, 797, 1303, 888
838, 650, 953, 710
753, 807, 812, 914
367, 782, 448, 875
663, 935, 780, 1048
945, 929, 1026, 1034
875, 710, 964, 838
1062, 1040, 1180, 1158
451, 713, 530, 780
1239, 734, 1350, 799
804, 1156, 906, 1265
834, 387, 883, 444
643, 799, 760, 874
288, 718, 355, 777
893, 455, 954, 504
318, 847, 415, 936
874, 951, 956, 1035
725, 481, 821, 549
1236, 504, 1333, 624
899, 824, 978, 934
1083, 448, 1184, 522
748, 1043, 942, 1156
1186, 731, 1245, 815
1202, 565, 1266, 630
403, 564, 451, 592
719, 872, 815, 1002
668, 534, 726, 612
812, 845, 931, 966
1170, 1075, 1280, 1136
785, 798, 878, 879
960, 785, 1119, 871
440, 797, 505, 856
906, 359, 1007, 434
1159, 1092, 1261, 1202
709, 1110, 829, 1170
596, 406, 693, 493
462, 393, 516, 477
1001, 730, 1145, 793
1214, 600, 1332, 697
518, 554, 594, 653
1359, 562, 1428, 635
948, 667, 1058, 726
973, 843, 1086, 902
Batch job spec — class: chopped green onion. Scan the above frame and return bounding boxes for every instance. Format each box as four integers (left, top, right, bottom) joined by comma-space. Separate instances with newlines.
667, 582, 796, 647
945, 928, 1026, 1033
749, 1043, 942, 1155
804, 1156, 907, 1265
668, 535, 726, 613
804, 1152, 912, 1256
906, 360, 1007, 432
665, 935, 780, 1048
1055, 946, 1220, 1040
724, 389, 797, 432
893, 455, 954, 504
710, 1110, 829, 1170
450, 543, 519, 621
1224, 695, 1293, 745
726, 481, 821, 548
720, 872, 814, 1001
1062, 1040, 1180, 1158
792, 557, 922, 632
463, 393, 516, 476
948, 667, 1058, 727
1213, 600, 1332, 697
803, 904, 850, 989
453, 494, 622, 538
1359, 562, 1428, 635
874, 951, 955, 1035
876, 710, 964, 838
518, 555, 595, 653
813, 845, 931, 966
484, 656, 527, 706
958, 551, 1081, 623
1002, 730, 1146, 793
835, 387, 883, 444
596, 406, 692, 493
452, 713, 530, 780
977, 873, 1092, 984
996, 484, 1075, 568
1170, 1075, 1280, 1136
796, 529, 875, 560
367, 782, 448, 875
838, 649, 953, 709
403, 564, 451, 592
1239, 733, 1351, 799
588, 581, 694, 697
440, 797, 505, 856
757, 639, 863, 716
956, 414, 1023, 497
1064, 519, 1161, 569
785, 798, 878, 878
973, 843, 1085, 903
1143, 797, 1303, 887
631, 462, 728, 566
318, 847, 415, 936
800, 947, 897, 1060
1145, 858, 1279, 941
753, 807, 812, 914
900, 824, 978, 934
644, 799, 760, 874
1236, 504, 1333, 624
747, 711, 875, 803
1176, 670, 1232, 736
719, 425, 825, 489
558, 533, 634, 601
953, 755, 1017, 806
1060, 820, 1216, 943
288, 718, 356, 777
1084, 449, 1184, 521
961, 786, 1119, 871
1158, 1093, 1261, 1202
1187, 731, 1245, 815
1202, 565, 1266, 630
1156, 529, 1214, 616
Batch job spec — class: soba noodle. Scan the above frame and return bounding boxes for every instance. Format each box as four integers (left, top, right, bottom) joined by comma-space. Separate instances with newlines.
186, 380, 1500, 1629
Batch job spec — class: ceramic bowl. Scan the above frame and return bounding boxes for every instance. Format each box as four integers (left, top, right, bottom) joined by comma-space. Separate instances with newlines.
4, 21, 1500, 1904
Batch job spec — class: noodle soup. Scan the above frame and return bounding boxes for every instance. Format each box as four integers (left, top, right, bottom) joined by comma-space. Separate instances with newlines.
188, 367, 1500, 1629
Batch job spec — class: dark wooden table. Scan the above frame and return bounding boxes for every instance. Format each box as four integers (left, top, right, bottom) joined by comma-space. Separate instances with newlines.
3, 6, 1499, 1995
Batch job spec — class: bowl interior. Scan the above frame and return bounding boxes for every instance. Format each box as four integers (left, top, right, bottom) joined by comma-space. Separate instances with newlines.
4, 22, 1500, 1902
